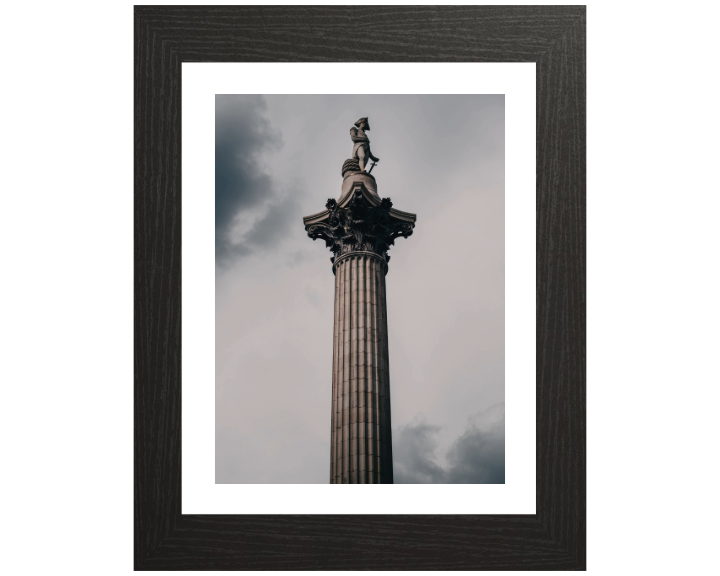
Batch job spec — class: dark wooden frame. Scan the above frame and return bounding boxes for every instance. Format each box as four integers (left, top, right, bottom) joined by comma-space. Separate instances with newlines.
135, 5, 585, 570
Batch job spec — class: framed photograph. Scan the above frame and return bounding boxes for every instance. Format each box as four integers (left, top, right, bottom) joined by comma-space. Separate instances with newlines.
135, 5, 585, 570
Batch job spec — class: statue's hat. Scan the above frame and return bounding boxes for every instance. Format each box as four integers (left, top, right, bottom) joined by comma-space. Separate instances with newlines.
354, 117, 370, 130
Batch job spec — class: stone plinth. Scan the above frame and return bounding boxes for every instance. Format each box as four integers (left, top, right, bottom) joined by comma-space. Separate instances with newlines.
303, 178, 416, 484
340, 172, 378, 202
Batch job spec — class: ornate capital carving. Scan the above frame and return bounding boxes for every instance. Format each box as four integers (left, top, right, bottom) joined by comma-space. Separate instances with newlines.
304, 184, 415, 266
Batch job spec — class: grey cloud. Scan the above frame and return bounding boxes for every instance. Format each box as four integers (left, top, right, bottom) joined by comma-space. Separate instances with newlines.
394, 403, 505, 484
243, 195, 301, 251
286, 249, 312, 268
445, 403, 505, 483
215, 95, 283, 265
393, 417, 446, 484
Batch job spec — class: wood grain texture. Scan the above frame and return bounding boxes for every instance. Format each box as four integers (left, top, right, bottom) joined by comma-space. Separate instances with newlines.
134, 5, 586, 570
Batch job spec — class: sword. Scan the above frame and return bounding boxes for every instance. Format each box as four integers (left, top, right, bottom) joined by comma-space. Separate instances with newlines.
368, 159, 377, 174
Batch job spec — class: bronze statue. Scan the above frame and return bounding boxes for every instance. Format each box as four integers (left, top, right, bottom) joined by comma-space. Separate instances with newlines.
349, 117, 380, 174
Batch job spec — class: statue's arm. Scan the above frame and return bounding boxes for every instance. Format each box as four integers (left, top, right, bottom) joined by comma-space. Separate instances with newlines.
350, 127, 368, 143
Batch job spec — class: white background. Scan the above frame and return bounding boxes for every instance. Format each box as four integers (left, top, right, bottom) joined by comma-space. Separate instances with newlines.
183, 63, 535, 513
1, 0, 718, 574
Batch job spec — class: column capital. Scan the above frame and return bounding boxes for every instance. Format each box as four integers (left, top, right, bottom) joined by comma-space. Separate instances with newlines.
303, 180, 416, 267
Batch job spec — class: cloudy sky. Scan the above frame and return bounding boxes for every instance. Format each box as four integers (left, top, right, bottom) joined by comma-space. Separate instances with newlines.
216, 94, 504, 483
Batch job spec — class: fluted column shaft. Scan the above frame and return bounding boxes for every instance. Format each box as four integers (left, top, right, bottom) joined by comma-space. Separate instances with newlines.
330, 251, 393, 483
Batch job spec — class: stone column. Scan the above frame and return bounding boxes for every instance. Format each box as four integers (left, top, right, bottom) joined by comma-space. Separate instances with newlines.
303, 172, 416, 484
331, 251, 392, 483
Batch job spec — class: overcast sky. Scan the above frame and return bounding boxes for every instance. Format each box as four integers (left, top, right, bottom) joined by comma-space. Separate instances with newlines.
216, 94, 504, 483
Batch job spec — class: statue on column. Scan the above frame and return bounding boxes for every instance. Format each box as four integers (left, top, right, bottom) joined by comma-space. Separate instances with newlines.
342, 117, 380, 176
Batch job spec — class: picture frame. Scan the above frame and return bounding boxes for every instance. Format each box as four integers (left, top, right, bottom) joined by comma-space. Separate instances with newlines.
135, 5, 586, 570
